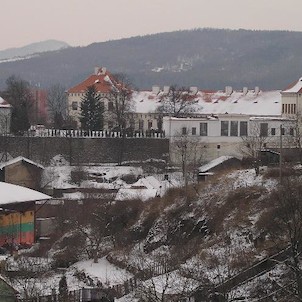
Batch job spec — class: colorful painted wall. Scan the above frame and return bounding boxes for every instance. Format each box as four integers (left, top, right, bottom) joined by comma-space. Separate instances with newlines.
0, 210, 35, 246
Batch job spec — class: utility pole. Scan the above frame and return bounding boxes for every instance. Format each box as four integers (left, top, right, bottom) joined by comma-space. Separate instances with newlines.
279, 124, 282, 183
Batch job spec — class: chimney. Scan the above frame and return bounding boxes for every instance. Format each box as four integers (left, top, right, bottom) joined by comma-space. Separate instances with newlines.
242, 87, 248, 95
190, 86, 198, 94
255, 86, 260, 95
94, 67, 100, 75
225, 86, 233, 96
163, 86, 170, 94
100, 67, 107, 75
152, 85, 160, 94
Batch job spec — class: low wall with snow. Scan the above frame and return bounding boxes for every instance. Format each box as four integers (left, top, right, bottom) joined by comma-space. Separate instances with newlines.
0, 136, 169, 165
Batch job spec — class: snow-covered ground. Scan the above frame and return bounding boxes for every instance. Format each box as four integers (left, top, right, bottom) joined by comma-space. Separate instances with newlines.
42, 155, 182, 201
6, 162, 287, 300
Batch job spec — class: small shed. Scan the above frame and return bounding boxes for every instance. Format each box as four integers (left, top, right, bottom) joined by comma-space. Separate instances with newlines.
0, 156, 44, 191
0, 182, 51, 247
198, 156, 241, 181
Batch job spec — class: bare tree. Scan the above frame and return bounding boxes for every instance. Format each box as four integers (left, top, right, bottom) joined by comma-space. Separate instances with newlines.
156, 85, 198, 117
171, 129, 204, 192
108, 73, 134, 131
258, 176, 302, 301
2, 75, 34, 134
128, 248, 197, 302
47, 83, 67, 127
240, 120, 270, 176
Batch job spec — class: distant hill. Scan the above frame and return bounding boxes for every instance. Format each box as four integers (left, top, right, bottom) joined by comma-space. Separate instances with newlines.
0, 29, 302, 90
0, 40, 69, 61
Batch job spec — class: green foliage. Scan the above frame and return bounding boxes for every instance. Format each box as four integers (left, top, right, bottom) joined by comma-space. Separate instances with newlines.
79, 85, 104, 130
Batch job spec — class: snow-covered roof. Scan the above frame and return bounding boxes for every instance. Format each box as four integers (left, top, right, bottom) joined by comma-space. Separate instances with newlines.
0, 182, 51, 205
131, 176, 161, 190
133, 89, 281, 116
282, 77, 302, 93
115, 188, 158, 202
199, 156, 239, 173
0, 156, 44, 170
115, 176, 162, 202
0, 96, 11, 108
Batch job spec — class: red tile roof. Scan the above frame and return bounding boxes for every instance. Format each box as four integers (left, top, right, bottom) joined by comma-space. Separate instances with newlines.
68, 68, 117, 94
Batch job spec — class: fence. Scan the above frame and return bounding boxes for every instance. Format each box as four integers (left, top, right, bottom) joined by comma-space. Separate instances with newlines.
25, 129, 165, 139
18, 280, 138, 302
18, 288, 113, 302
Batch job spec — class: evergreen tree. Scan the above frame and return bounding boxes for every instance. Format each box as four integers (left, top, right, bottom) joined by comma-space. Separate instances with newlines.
80, 85, 104, 130
58, 275, 68, 302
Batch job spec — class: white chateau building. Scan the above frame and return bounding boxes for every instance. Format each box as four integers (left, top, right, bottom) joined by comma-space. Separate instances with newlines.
67, 67, 302, 161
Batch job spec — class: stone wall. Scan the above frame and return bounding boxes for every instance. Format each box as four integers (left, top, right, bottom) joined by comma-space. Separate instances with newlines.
0, 136, 169, 165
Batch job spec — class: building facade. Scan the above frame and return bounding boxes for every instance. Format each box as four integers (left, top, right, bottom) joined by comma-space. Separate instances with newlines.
0, 97, 11, 135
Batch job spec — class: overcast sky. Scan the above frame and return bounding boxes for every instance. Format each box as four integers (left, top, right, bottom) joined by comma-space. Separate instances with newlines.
1, 0, 301, 51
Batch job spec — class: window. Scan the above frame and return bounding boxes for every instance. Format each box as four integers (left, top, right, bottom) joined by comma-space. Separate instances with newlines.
281, 127, 285, 135
72, 101, 78, 110
108, 101, 114, 111
282, 104, 285, 114
139, 120, 144, 130
217, 144, 221, 149
130, 119, 135, 129
221, 121, 229, 136
240, 121, 248, 136
271, 128, 276, 136
290, 127, 294, 136
230, 121, 238, 136
192, 127, 196, 135
260, 123, 268, 137
148, 120, 153, 129
182, 127, 187, 135
108, 121, 113, 129
200, 123, 208, 136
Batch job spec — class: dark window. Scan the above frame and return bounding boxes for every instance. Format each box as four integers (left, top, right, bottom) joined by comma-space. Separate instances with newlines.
281, 127, 285, 135
72, 101, 78, 110
260, 123, 268, 137
108, 101, 114, 111
217, 144, 221, 149
139, 120, 144, 130
271, 128, 276, 136
192, 127, 196, 135
182, 127, 187, 135
230, 121, 238, 136
130, 119, 135, 129
290, 127, 294, 136
240, 121, 248, 136
221, 121, 229, 136
200, 123, 208, 136
148, 120, 153, 129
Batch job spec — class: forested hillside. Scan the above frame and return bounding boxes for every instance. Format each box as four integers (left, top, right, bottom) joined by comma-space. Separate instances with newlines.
0, 28, 302, 90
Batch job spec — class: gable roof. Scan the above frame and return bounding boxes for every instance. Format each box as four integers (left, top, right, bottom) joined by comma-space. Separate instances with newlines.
0, 182, 51, 205
68, 67, 119, 94
282, 77, 302, 94
0, 156, 44, 170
